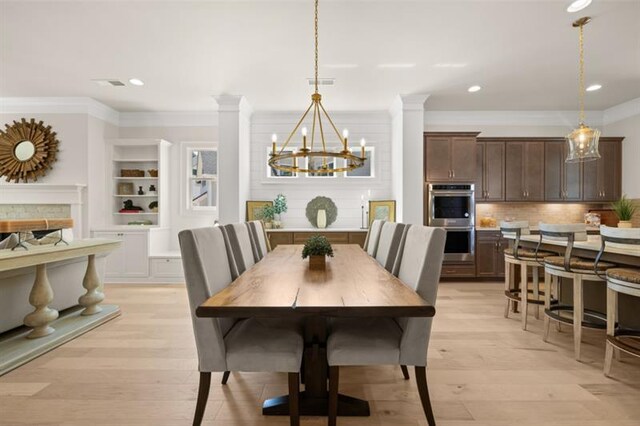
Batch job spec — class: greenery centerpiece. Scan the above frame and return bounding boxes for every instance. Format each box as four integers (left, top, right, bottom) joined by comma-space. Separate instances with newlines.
259, 205, 276, 228
611, 195, 637, 228
302, 234, 334, 270
273, 193, 288, 228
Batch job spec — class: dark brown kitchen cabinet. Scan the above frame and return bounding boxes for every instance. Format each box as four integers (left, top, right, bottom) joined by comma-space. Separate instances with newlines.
505, 141, 545, 201
582, 138, 623, 202
545, 141, 582, 201
476, 231, 507, 278
425, 132, 479, 182
476, 140, 505, 201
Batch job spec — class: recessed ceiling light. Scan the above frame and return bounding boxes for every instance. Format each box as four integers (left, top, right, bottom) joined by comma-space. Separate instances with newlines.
567, 0, 592, 13
586, 84, 602, 91
128, 78, 144, 86
377, 63, 416, 69
468, 85, 482, 93
92, 79, 125, 87
323, 64, 359, 69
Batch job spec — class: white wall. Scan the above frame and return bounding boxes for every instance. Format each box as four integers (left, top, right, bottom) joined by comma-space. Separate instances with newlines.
604, 114, 640, 198
118, 125, 218, 249
250, 112, 392, 228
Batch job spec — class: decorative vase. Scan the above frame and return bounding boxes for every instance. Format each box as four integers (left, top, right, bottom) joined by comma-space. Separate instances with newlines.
309, 255, 326, 270
264, 221, 273, 229
317, 209, 327, 229
618, 221, 633, 228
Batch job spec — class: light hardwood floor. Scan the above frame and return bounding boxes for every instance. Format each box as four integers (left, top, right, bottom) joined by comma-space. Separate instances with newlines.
1, 282, 640, 425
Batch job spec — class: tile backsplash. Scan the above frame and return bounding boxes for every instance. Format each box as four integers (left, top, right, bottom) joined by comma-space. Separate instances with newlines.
476, 203, 609, 226
0, 204, 71, 220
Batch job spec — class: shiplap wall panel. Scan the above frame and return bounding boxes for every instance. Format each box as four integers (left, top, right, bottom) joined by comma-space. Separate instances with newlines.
250, 112, 393, 228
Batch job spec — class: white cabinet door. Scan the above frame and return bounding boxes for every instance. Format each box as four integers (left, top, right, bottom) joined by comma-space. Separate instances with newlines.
122, 232, 149, 277
92, 231, 149, 278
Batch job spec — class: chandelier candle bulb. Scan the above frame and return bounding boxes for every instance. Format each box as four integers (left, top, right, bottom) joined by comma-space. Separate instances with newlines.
342, 129, 349, 151
360, 138, 366, 158
302, 127, 308, 151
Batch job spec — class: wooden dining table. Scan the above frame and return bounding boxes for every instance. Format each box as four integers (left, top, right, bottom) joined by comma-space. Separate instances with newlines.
196, 244, 435, 417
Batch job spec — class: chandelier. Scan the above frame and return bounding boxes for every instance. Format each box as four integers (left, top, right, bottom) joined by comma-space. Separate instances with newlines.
268, 0, 366, 175
566, 17, 600, 163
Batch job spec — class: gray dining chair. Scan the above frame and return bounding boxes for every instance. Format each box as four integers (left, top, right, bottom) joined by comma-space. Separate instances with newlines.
375, 222, 410, 276
327, 225, 446, 426
246, 220, 271, 260
220, 222, 257, 279
178, 227, 303, 426
364, 219, 384, 257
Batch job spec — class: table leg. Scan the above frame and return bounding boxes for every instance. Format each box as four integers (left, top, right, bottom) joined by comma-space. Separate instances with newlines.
78, 254, 104, 315
262, 316, 370, 417
23, 264, 59, 339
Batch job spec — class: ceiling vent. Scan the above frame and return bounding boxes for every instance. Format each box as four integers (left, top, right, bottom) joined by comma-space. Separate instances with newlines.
92, 79, 126, 87
307, 78, 335, 86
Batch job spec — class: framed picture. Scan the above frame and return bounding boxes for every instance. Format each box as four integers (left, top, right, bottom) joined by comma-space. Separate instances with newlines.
369, 200, 396, 226
246, 200, 273, 221
117, 182, 134, 195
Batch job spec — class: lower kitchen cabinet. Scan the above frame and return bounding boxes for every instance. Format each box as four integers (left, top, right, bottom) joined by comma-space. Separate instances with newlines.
440, 263, 477, 278
475, 231, 508, 278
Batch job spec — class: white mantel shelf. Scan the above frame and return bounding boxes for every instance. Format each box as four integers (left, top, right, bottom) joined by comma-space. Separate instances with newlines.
266, 228, 368, 232
0, 183, 86, 204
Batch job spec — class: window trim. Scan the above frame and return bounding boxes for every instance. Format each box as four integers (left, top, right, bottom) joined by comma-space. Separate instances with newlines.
344, 146, 375, 178
266, 146, 299, 179
181, 142, 219, 216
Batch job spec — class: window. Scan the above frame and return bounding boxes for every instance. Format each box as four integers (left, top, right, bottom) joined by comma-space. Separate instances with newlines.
182, 143, 218, 214
267, 147, 298, 178
306, 154, 336, 178
345, 147, 374, 178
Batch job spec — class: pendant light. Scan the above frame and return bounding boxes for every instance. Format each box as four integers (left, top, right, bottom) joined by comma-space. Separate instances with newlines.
566, 17, 600, 163
268, 0, 366, 175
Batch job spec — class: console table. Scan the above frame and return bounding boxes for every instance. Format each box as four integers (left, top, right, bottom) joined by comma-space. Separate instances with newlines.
266, 228, 368, 249
0, 239, 121, 375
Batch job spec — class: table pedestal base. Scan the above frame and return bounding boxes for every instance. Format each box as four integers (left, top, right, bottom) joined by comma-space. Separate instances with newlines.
263, 391, 370, 417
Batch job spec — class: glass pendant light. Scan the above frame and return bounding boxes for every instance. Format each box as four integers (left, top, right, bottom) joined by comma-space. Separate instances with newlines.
566, 17, 600, 163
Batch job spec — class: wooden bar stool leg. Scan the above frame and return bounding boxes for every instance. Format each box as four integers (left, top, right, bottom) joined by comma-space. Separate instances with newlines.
532, 266, 540, 320
543, 270, 552, 342
573, 275, 583, 361
504, 260, 511, 318
554, 276, 562, 332
521, 263, 529, 331
604, 286, 617, 377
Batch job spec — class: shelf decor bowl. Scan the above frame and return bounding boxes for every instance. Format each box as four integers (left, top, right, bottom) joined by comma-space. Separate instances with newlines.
121, 169, 144, 177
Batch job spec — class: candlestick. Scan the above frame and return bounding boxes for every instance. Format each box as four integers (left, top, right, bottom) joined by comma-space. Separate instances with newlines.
361, 205, 366, 229
271, 134, 277, 156
272, 142, 276, 156
360, 138, 366, 159
302, 127, 307, 151
342, 129, 349, 151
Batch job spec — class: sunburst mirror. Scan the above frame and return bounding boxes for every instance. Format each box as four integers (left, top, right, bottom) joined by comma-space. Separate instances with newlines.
0, 118, 60, 183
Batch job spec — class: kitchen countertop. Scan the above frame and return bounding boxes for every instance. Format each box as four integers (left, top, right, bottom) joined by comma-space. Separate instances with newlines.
477, 225, 601, 233
266, 227, 368, 232
506, 234, 640, 258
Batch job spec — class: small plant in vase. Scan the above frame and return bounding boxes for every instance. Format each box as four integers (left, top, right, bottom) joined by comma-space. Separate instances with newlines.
273, 193, 288, 229
259, 205, 276, 229
612, 195, 637, 228
302, 234, 334, 270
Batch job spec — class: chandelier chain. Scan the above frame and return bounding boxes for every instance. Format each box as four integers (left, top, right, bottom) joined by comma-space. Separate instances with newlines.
314, 0, 319, 94
579, 22, 585, 124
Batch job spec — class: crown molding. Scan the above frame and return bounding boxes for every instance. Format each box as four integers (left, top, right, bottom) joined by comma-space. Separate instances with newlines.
424, 110, 604, 127
0, 97, 120, 126
119, 111, 218, 127
390, 94, 430, 116
603, 97, 640, 125
252, 110, 390, 125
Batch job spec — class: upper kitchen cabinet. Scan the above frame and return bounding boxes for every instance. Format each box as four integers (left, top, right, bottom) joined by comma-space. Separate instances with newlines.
424, 132, 479, 182
476, 140, 505, 202
505, 141, 545, 201
545, 140, 582, 201
582, 137, 623, 202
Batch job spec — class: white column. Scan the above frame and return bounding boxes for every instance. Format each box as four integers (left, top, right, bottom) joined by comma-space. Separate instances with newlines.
215, 96, 253, 224
389, 94, 429, 226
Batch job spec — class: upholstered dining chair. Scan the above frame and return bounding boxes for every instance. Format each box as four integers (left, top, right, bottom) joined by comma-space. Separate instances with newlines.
375, 222, 410, 276
363, 219, 384, 257
178, 227, 304, 426
220, 223, 257, 279
247, 220, 271, 261
327, 225, 446, 426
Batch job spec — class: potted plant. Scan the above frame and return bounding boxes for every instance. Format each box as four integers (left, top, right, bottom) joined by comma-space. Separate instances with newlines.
611, 195, 637, 228
259, 205, 276, 229
273, 194, 288, 229
302, 234, 334, 270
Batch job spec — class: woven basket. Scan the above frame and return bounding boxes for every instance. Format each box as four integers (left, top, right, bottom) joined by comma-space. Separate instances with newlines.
121, 169, 144, 177
148, 169, 158, 177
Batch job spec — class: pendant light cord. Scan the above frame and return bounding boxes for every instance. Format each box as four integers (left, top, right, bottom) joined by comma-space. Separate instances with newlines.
314, 0, 319, 94
578, 23, 585, 125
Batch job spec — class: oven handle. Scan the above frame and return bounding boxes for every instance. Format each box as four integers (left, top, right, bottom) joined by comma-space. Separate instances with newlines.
430, 191, 475, 196
444, 227, 475, 231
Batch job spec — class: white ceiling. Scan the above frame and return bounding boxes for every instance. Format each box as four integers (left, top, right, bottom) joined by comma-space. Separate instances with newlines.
1, 0, 639, 112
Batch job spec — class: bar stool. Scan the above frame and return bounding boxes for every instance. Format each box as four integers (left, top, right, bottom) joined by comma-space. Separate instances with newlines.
501, 221, 555, 330
538, 223, 615, 361
595, 225, 640, 377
